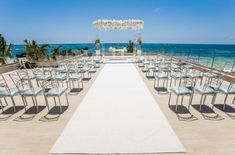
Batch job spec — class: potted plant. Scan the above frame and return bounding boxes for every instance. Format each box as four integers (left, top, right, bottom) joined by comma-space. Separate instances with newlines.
0, 34, 12, 65
67, 49, 74, 56
126, 40, 134, 53
24, 39, 49, 62
52, 45, 63, 61
24, 39, 49, 68
137, 36, 142, 46
95, 38, 101, 56
137, 36, 142, 55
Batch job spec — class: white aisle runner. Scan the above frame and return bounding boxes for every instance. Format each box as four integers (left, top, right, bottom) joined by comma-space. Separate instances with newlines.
50, 62, 185, 154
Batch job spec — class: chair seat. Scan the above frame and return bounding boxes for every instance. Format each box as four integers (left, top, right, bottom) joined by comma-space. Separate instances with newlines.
46, 87, 67, 96
169, 87, 192, 95
52, 75, 67, 81
81, 67, 90, 72
22, 75, 36, 81
194, 86, 216, 94
142, 67, 148, 72
68, 74, 82, 80
171, 64, 181, 69
21, 88, 44, 96
0, 87, 19, 97
219, 85, 235, 94
147, 65, 155, 69
187, 73, 202, 78
54, 68, 66, 72
204, 73, 219, 78
171, 73, 187, 79
183, 65, 193, 69
36, 74, 51, 80
155, 72, 168, 79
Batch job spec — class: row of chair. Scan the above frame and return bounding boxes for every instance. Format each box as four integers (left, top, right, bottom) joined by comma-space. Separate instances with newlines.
0, 56, 102, 116
136, 55, 235, 114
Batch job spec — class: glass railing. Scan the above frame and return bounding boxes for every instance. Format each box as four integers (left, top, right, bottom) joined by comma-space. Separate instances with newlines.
151, 49, 235, 76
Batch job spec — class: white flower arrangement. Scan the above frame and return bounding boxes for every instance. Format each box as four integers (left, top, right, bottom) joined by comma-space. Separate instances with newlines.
93, 19, 144, 31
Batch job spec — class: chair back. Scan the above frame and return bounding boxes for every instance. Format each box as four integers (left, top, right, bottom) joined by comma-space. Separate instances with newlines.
8, 73, 29, 91
0, 74, 11, 92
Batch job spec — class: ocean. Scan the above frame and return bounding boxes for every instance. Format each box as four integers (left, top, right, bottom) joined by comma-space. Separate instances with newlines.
12, 43, 235, 70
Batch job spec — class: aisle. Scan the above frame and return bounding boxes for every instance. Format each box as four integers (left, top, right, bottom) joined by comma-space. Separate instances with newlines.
50, 61, 185, 154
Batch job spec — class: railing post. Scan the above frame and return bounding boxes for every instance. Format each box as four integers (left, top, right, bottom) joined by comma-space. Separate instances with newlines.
187, 49, 191, 60
232, 59, 235, 73
211, 51, 216, 68
198, 49, 201, 64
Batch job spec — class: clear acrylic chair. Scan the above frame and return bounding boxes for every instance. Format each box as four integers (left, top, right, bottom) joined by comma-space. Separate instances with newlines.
9, 73, 46, 112
43, 78, 69, 113
168, 78, 193, 112
218, 82, 235, 110
0, 74, 24, 112
67, 62, 83, 94
32, 67, 51, 87
193, 76, 222, 111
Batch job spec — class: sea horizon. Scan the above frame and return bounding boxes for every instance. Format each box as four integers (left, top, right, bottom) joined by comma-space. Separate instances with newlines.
12, 42, 235, 46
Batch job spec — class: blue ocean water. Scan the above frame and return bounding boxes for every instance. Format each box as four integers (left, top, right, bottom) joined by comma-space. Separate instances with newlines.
12, 43, 235, 59
11, 43, 235, 69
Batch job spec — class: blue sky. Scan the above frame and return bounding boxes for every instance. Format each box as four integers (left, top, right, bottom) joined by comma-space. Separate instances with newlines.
0, 0, 235, 44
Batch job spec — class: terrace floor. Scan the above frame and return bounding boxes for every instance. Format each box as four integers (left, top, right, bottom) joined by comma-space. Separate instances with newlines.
0, 57, 235, 155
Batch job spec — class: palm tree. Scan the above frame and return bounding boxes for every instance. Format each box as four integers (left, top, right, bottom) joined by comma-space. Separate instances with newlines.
0, 34, 12, 64
52, 45, 63, 60
24, 39, 49, 62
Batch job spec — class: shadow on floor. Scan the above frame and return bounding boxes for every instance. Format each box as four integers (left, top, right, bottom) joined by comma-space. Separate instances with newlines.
146, 75, 154, 79
39, 106, 68, 122
169, 105, 198, 121
0, 106, 25, 121
82, 78, 91, 82
14, 106, 47, 121
214, 104, 235, 119
192, 104, 224, 121
69, 88, 83, 94
154, 87, 168, 94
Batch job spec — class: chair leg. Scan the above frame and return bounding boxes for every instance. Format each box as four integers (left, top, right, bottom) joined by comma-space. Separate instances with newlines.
20, 96, 27, 111
81, 79, 84, 88
170, 77, 172, 87
176, 95, 179, 111
33, 96, 39, 112
77, 80, 80, 90
166, 78, 169, 89
200, 77, 203, 86
199, 94, 204, 111
32, 96, 36, 107
223, 94, 229, 110
58, 97, 62, 113
212, 94, 217, 110
53, 97, 57, 106
10, 96, 16, 112
0, 99, 4, 112
188, 93, 194, 110
3, 97, 8, 106
65, 93, 69, 106
154, 79, 156, 88
181, 96, 184, 105
203, 95, 207, 105
45, 96, 50, 111
168, 93, 172, 106
43, 95, 49, 111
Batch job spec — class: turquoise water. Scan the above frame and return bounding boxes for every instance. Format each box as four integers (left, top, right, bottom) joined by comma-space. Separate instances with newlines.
12, 43, 235, 69
12, 43, 235, 57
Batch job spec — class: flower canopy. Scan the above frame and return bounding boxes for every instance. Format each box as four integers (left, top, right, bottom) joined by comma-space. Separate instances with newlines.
93, 19, 144, 31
